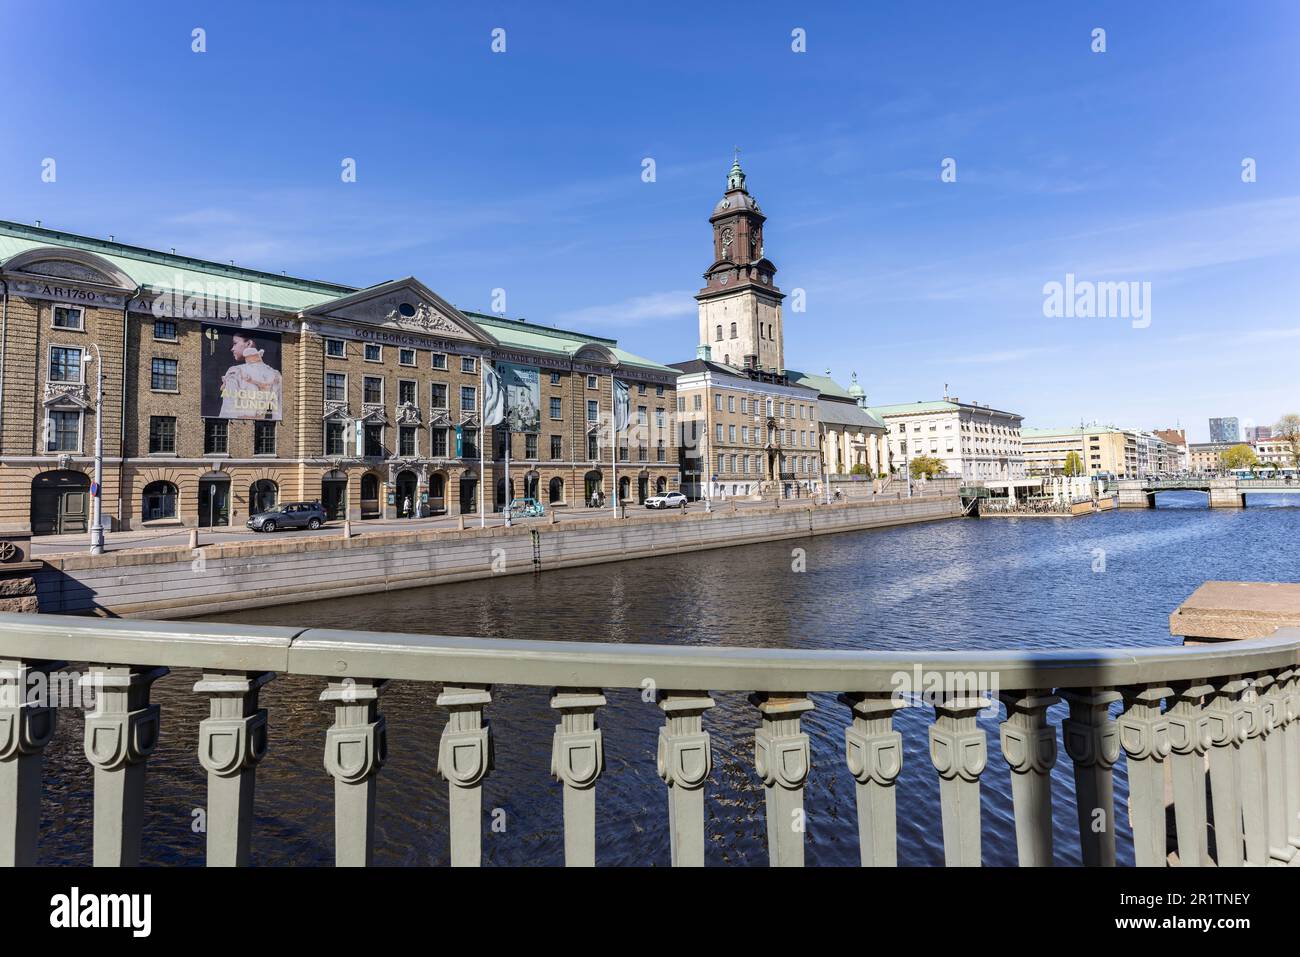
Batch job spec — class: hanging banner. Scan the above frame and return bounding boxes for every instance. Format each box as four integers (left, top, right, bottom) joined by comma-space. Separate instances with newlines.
482, 362, 506, 428
613, 378, 631, 434
499, 362, 541, 434
200, 324, 283, 420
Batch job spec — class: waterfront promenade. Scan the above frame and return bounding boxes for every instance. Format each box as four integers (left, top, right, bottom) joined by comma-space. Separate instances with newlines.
29, 490, 960, 618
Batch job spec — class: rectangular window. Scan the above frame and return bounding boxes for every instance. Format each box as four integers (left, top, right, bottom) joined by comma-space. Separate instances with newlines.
637, 406, 648, 426
324, 421, 345, 456
325, 373, 347, 403
587, 400, 599, 422
149, 416, 176, 454
716, 424, 723, 442
637, 383, 646, 395
325, 338, 346, 358
717, 453, 725, 475
657, 440, 665, 462
364, 376, 383, 405
431, 383, 448, 409
48, 346, 82, 383
398, 380, 416, 406
204, 418, 228, 455
52, 305, 84, 330
714, 394, 722, 411
693, 395, 702, 411
587, 433, 598, 459
399, 426, 417, 457
47, 410, 80, 452
461, 356, 476, 374
153, 319, 177, 341
587, 375, 598, 390
151, 358, 178, 391
550, 435, 562, 459
550, 397, 562, 419
525, 434, 538, 459
550, 371, 561, 386
462, 428, 478, 458
364, 424, 384, 457
655, 408, 666, 428
254, 420, 276, 455
431, 352, 447, 370
618, 445, 629, 462
728, 424, 736, 442
399, 348, 417, 367
431, 427, 448, 457
460, 386, 476, 412
364, 343, 382, 362
728, 395, 735, 412
656, 385, 664, 396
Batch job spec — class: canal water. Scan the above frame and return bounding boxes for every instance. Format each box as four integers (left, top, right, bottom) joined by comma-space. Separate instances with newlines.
33, 492, 1300, 865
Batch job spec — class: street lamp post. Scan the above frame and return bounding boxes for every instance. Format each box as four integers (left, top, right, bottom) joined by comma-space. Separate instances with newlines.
88, 344, 105, 555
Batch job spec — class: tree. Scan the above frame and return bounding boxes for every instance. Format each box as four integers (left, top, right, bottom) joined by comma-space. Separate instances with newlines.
1220, 444, 1258, 471
849, 463, 869, 475
1062, 451, 1084, 476
909, 455, 945, 480
1274, 413, 1300, 466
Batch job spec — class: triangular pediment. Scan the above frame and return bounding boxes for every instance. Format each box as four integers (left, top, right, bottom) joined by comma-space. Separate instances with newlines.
303, 278, 498, 345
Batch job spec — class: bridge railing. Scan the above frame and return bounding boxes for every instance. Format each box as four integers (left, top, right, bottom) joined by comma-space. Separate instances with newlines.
1, 611, 1297, 867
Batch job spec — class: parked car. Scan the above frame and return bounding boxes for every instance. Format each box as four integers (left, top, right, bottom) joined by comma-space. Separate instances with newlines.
247, 501, 327, 532
644, 491, 687, 510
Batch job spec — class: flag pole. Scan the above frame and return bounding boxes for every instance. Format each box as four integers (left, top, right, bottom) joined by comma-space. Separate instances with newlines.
479, 357, 486, 528
610, 371, 617, 515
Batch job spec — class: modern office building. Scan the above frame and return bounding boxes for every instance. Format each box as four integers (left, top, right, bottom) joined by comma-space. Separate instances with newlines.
1209, 417, 1241, 443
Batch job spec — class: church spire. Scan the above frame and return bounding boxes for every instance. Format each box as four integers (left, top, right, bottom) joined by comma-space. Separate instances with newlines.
727, 147, 746, 191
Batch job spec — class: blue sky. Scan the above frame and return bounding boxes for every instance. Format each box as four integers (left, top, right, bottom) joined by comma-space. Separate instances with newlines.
3, 0, 1298, 441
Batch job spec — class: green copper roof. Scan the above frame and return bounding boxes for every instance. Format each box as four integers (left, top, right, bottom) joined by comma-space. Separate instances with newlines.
0, 221, 674, 373
786, 369, 855, 400
868, 400, 961, 416
0, 220, 352, 313
460, 313, 676, 374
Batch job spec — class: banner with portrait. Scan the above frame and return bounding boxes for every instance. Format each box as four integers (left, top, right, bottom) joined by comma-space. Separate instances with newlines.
200, 324, 284, 420
499, 362, 541, 434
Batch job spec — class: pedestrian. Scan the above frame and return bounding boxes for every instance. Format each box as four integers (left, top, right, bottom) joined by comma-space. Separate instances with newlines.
402, 495, 412, 518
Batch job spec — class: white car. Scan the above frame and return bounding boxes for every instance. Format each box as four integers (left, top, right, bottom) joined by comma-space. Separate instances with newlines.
644, 491, 688, 510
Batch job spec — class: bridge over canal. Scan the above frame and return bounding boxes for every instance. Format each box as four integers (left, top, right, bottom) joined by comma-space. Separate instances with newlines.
1117, 477, 1300, 508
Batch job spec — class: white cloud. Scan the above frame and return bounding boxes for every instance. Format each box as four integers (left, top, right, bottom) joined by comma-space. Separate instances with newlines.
559, 290, 696, 328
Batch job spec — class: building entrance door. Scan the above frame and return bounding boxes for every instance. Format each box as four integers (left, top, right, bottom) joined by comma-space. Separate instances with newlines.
30, 470, 89, 535
321, 476, 348, 520
198, 478, 231, 528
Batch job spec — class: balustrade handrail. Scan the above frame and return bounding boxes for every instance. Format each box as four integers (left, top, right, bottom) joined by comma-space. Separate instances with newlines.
3, 610, 1299, 869
1, 613, 1296, 693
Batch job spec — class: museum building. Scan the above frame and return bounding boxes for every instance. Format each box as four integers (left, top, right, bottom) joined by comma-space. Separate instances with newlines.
0, 220, 678, 536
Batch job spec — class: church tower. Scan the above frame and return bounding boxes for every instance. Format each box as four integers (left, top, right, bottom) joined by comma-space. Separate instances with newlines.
696, 154, 785, 374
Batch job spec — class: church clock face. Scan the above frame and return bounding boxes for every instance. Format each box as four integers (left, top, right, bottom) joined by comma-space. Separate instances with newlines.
721, 226, 733, 253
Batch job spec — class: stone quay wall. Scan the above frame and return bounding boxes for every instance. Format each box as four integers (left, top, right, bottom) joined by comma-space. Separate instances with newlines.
34, 494, 962, 619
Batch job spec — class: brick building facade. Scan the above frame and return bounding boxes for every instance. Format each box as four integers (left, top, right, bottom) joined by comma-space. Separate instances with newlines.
0, 221, 678, 537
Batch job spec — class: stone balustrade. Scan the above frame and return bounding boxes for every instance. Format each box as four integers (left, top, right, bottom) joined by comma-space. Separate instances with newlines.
0, 610, 1297, 867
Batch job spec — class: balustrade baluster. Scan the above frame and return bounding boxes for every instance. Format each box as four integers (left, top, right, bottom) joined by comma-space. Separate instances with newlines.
437, 684, 492, 867
751, 693, 813, 867
82, 665, 168, 867
928, 695, 988, 866
1204, 676, 1249, 866
1260, 672, 1294, 865
1061, 688, 1121, 866
1165, 682, 1212, 866
550, 688, 605, 867
1281, 666, 1300, 854
0, 659, 61, 866
656, 691, 714, 867
999, 690, 1058, 867
1118, 685, 1172, 867
840, 691, 902, 867
322, 678, 388, 867
1237, 676, 1270, 865
195, 672, 273, 867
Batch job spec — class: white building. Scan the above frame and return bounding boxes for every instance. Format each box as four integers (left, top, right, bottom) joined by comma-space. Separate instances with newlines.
869, 395, 1026, 482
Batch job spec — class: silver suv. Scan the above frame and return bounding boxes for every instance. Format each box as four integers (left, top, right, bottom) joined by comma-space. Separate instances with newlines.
247, 501, 328, 533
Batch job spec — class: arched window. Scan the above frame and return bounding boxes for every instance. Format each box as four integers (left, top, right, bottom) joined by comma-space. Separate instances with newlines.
249, 480, 278, 516
729, 322, 737, 338
548, 477, 564, 503
715, 324, 723, 341
141, 481, 178, 521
